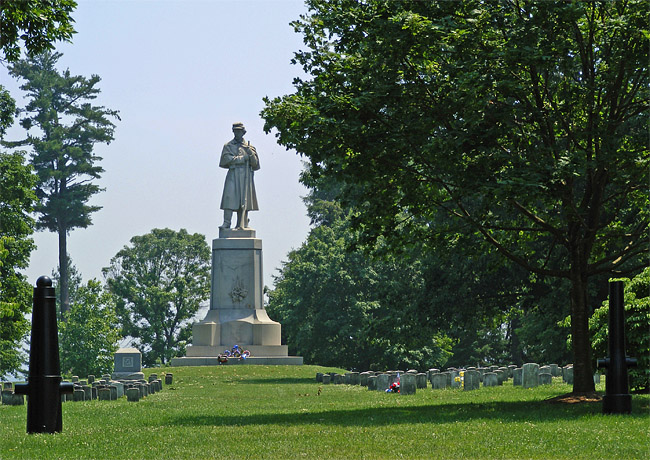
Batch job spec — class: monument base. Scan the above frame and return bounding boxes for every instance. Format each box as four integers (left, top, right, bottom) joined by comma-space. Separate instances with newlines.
171, 356, 303, 366
172, 229, 303, 366
111, 372, 145, 380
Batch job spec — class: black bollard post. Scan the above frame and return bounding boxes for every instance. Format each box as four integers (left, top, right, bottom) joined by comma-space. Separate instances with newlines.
14, 276, 74, 433
596, 281, 637, 414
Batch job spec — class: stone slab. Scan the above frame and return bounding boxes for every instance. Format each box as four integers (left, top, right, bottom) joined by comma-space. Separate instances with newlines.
112, 371, 145, 381
185, 344, 289, 357
219, 228, 257, 239
170, 356, 303, 366
114, 347, 142, 373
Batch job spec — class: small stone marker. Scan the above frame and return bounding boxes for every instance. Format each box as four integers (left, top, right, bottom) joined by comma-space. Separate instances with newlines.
464, 370, 480, 391
322, 374, 331, 385
539, 372, 552, 385
316, 373, 323, 383
513, 368, 523, 386
165, 373, 173, 385
450, 370, 461, 389
416, 373, 427, 389
2, 390, 24, 406
367, 375, 377, 390
431, 373, 447, 389
360, 372, 371, 386
349, 372, 360, 385
483, 372, 498, 387
73, 389, 85, 402
376, 374, 391, 392
82, 385, 92, 400
522, 363, 539, 388
126, 388, 140, 402
98, 388, 111, 401
563, 366, 574, 385
400, 373, 416, 395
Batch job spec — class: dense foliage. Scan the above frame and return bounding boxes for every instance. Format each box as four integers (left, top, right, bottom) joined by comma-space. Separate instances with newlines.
103, 228, 210, 366
58, 279, 121, 377
7, 51, 119, 315
269, 184, 578, 370
269, 195, 453, 371
590, 268, 650, 392
0, 0, 76, 62
0, 151, 36, 378
263, 0, 649, 392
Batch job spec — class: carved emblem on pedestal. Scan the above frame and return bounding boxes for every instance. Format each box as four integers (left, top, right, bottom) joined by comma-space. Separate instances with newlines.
229, 277, 248, 304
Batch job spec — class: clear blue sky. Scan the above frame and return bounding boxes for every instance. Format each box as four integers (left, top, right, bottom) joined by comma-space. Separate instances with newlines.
1, 0, 312, 289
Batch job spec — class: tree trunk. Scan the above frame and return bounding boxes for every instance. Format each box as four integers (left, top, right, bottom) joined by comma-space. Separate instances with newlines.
58, 227, 70, 319
509, 316, 523, 367
569, 265, 596, 393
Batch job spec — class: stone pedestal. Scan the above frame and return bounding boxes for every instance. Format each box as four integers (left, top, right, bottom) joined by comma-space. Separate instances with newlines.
173, 229, 302, 366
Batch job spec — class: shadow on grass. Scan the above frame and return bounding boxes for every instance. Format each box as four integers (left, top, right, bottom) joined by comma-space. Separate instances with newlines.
166, 398, 631, 428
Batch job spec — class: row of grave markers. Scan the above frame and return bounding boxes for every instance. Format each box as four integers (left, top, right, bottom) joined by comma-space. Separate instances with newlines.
316, 363, 595, 395
1, 373, 174, 406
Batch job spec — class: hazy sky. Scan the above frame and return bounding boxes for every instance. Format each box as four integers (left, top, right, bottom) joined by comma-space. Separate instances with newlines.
1, 0, 312, 289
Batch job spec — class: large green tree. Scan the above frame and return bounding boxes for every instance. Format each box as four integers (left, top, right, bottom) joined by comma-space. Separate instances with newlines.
7, 51, 119, 316
103, 228, 210, 366
269, 191, 453, 371
0, 151, 36, 378
263, 0, 648, 392
58, 279, 121, 377
0, 0, 76, 63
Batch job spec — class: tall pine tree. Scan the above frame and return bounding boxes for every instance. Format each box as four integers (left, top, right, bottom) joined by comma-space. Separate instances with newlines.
8, 51, 119, 315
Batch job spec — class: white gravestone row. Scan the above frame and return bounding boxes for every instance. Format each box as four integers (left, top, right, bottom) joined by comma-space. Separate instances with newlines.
1, 372, 173, 405
314, 363, 595, 395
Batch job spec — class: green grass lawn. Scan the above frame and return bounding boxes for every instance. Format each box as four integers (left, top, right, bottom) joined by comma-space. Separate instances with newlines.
1, 365, 648, 459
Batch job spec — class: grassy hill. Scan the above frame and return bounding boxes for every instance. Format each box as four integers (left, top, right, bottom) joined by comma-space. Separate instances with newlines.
1, 365, 648, 459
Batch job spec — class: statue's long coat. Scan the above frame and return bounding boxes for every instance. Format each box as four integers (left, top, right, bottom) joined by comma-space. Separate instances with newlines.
219, 138, 260, 211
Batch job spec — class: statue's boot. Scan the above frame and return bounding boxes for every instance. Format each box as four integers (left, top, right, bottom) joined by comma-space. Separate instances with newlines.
220, 209, 233, 229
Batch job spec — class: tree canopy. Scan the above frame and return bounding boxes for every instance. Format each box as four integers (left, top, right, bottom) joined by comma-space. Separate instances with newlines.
0, 0, 76, 63
262, 0, 649, 392
103, 228, 210, 366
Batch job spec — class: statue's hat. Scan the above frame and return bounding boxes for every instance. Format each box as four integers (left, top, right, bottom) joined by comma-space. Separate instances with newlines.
232, 122, 246, 130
